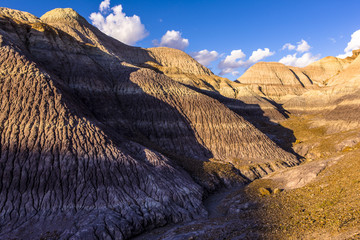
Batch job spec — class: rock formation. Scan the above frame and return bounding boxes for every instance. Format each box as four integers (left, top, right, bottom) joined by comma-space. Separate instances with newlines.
0, 7, 300, 239
235, 50, 360, 132
238, 62, 316, 99
133, 50, 360, 240
3, 5, 359, 240
0, 9, 208, 240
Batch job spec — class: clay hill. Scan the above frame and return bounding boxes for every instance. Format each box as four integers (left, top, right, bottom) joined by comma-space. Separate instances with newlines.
0, 7, 360, 240
142, 39, 360, 240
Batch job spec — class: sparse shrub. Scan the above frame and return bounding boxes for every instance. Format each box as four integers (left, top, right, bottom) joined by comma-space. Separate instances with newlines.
259, 187, 271, 196
342, 146, 353, 152
273, 188, 282, 194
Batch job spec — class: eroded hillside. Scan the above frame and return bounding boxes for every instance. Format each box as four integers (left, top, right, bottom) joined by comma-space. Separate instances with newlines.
0, 7, 303, 240
132, 50, 360, 240
1, 6, 360, 240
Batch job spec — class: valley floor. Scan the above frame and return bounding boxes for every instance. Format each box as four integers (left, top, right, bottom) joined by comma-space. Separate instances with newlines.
132, 115, 360, 240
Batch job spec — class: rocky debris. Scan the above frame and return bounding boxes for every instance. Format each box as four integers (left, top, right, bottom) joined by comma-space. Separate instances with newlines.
335, 134, 360, 152
293, 142, 320, 159
263, 156, 342, 190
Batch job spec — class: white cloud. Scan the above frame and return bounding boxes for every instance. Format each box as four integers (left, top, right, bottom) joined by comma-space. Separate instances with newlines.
99, 0, 110, 12
154, 30, 189, 50
279, 40, 319, 67
282, 43, 296, 51
279, 52, 320, 67
337, 29, 360, 58
337, 52, 353, 59
218, 49, 246, 75
90, 1, 148, 45
248, 48, 275, 63
344, 30, 360, 52
191, 49, 219, 66
282, 40, 311, 53
231, 71, 240, 76
296, 39, 311, 53
218, 48, 274, 75
222, 50, 246, 66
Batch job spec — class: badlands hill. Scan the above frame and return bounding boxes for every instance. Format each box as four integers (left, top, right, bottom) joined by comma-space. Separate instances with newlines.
136, 49, 360, 240
237, 51, 360, 133
0, 7, 300, 240
1, 6, 360, 240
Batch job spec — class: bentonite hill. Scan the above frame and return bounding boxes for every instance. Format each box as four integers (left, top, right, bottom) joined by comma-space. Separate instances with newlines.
1, 7, 360, 240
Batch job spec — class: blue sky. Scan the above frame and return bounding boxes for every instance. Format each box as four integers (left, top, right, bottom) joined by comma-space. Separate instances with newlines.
2, 0, 360, 80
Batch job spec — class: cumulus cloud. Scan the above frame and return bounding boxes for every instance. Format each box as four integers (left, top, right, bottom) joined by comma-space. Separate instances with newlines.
279, 52, 320, 67
248, 48, 275, 63
282, 39, 311, 53
218, 49, 246, 75
191, 49, 219, 66
222, 50, 246, 66
231, 71, 240, 76
279, 39, 319, 67
296, 39, 311, 53
90, 0, 148, 45
218, 48, 274, 76
337, 29, 360, 58
99, 0, 110, 12
153, 30, 189, 50
337, 52, 353, 59
282, 43, 296, 51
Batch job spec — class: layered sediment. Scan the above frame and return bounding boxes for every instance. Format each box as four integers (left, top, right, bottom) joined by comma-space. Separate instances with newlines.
0, 7, 300, 239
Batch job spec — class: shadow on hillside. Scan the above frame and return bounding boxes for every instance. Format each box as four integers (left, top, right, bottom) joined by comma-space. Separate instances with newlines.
180, 85, 301, 158
261, 97, 290, 118
3, 18, 228, 187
